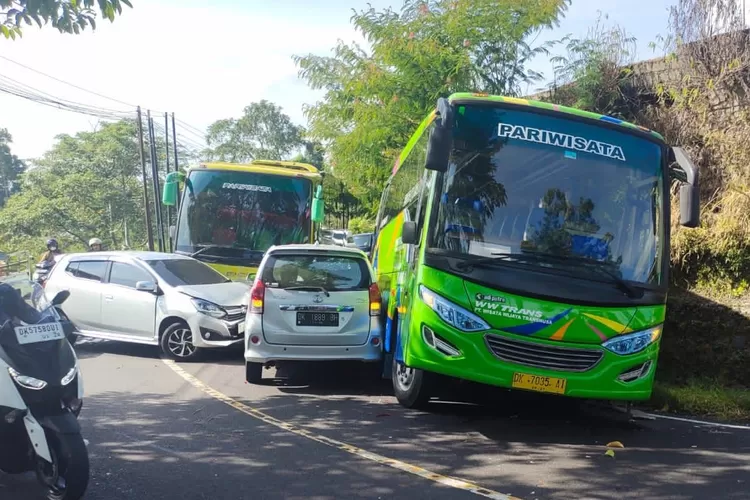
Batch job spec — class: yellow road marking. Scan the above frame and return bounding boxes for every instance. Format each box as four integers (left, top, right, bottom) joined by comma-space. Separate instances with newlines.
162, 359, 521, 500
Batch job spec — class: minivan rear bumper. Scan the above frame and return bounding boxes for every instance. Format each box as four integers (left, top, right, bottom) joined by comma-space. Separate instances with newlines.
244, 316, 383, 363
245, 342, 382, 363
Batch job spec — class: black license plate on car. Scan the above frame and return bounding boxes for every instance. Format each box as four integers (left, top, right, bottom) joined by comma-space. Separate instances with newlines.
296, 312, 339, 327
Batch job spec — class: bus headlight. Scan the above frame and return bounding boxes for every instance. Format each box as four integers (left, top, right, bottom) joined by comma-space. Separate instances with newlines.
602, 325, 662, 355
418, 285, 489, 332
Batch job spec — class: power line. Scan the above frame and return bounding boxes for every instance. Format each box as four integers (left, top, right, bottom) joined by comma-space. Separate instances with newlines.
0, 54, 137, 108
0, 55, 213, 149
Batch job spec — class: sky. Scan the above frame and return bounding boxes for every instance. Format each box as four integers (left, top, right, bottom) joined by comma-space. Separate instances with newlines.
0, 0, 684, 160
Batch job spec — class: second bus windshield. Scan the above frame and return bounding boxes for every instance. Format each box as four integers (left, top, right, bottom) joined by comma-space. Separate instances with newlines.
175, 170, 312, 259
429, 104, 665, 286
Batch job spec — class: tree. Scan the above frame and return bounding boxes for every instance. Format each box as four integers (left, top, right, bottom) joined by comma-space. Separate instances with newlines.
295, 0, 569, 207
1, 0, 131, 39
0, 128, 25, 207
205, 100, 304, 163
0, 120, 148, 253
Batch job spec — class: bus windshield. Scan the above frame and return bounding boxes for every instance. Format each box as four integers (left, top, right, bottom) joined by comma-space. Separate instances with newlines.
429, 104, 665, 286
175, 170, 312, 259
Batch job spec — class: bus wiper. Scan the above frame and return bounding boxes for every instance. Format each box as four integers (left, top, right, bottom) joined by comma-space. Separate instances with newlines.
189, 244, 229, 258
454, 252, 542, 270
523, 252, 641, 299
284, 285, 330, 297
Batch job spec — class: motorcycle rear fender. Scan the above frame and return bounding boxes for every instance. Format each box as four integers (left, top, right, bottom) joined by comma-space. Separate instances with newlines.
23, 413, 52, 463
38, 412, 82, 435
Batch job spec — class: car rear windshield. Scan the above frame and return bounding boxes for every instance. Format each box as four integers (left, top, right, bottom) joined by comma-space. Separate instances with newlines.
353, 234, 371, 245
146, 259, 229, 287
261, 254, 370, 291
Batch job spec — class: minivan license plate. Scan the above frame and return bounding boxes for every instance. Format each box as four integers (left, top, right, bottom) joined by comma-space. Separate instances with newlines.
297, 312, 338, 327
14, 322, 65, 345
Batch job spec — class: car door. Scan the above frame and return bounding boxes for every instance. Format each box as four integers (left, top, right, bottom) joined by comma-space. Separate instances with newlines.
58, 260, 108, 332
261, 252, 372, 346
100, 260, 158, 339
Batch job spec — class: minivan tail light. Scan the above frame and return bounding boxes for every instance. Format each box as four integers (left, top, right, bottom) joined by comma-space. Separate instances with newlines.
369, 283, 381, 316
250, 280, 265, 314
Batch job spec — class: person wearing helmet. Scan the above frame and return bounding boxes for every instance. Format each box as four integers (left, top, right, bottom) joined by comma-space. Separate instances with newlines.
88, 238, 103, 252
38, 238, 62, 265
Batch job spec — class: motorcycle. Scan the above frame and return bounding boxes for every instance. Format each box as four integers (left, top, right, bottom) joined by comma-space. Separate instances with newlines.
0, 281, 88, 500
33, 254, 63, 286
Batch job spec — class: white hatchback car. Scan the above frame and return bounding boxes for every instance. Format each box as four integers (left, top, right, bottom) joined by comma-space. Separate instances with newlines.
44, 251, 249, 360
244, 244, 383, 383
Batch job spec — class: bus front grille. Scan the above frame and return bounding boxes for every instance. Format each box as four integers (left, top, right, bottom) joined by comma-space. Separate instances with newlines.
484, 334, 603, 372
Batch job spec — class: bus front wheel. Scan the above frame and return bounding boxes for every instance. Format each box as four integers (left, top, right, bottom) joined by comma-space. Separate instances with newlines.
392, 360, 433, 409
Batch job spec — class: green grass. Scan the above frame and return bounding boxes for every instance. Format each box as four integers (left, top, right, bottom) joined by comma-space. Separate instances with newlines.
648, 380, 750, 423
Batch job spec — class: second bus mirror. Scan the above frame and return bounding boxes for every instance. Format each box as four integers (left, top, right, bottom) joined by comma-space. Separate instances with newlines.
425, 97, 454, 173
401, 221, 418, 245
311, 185, 325, 223
162, 173, 180, 207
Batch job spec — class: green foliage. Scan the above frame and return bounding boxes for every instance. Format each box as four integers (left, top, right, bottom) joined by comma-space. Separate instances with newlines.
0, 120, 149, 253
0, 128, 25, 207
542, 13, 642, 118
348, 216, 375, 235
0, 0, 131, 39
205, 100, 304, 163
295, 0, 569, 207
650, 381, 750, 422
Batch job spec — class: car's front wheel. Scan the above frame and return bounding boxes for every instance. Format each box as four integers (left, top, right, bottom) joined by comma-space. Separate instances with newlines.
392, 360, 434, 409
160, 322, 200, 361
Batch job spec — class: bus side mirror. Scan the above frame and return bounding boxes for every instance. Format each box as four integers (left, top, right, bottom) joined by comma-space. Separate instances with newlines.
425, 98, 455, 173
402, 221, 418, 245
671, 147, 700, 228
162, 172, 183, 207
311, 185, 325, 223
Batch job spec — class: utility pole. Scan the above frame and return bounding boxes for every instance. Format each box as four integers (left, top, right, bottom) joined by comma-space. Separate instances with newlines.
146, 110, 165, 252
164, 112, 172, 252
136, 107, 154, 251
171, 113, 180, 211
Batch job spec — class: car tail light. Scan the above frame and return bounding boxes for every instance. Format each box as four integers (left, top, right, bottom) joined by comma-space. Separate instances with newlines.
369, 283, 381, 316
250, 280, 265, 314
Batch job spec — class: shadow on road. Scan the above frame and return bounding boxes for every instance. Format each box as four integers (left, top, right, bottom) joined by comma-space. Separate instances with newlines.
234, 363, 750, 500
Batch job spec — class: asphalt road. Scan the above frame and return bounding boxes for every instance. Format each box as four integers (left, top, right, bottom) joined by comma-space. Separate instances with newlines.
2, 339, 749, 500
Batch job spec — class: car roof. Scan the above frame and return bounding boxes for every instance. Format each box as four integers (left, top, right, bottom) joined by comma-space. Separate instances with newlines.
266, 244, 368, 257
66, 251, 190, 263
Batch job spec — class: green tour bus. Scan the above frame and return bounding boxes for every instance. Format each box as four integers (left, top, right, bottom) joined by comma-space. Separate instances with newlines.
372, 92, 700, 409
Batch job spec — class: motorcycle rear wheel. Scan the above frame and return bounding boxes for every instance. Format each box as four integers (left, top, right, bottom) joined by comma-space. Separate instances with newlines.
37, 432, 89, 500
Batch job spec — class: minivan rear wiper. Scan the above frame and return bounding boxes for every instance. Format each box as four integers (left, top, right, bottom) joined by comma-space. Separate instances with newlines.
283, 285, 330, 297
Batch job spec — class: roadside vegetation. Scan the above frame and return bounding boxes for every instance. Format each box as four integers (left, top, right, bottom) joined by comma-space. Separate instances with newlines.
1, 0, 748, 420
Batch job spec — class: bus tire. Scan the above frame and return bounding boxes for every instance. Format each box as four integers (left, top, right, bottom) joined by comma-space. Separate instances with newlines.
392, 359, 433, 409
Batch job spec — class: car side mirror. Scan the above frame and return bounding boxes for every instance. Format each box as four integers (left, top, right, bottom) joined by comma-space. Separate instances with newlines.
401, 221, 418, 245
135, 281, 158, 293
51, 290, 70, 306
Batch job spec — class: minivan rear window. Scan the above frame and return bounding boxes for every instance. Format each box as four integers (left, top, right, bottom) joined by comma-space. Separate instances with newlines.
262, 254, 370, 291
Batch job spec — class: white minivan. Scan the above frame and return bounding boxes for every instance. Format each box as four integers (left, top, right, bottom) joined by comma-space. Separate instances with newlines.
244, 244, 383, 383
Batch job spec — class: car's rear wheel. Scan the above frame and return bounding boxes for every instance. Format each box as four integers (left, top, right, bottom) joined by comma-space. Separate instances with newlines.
160, 321, 200, 361
245, 362, 263, 384
392, 360, 434, 409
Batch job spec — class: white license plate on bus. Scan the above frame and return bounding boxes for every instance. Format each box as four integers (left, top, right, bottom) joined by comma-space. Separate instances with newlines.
14, 322, 65, 345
